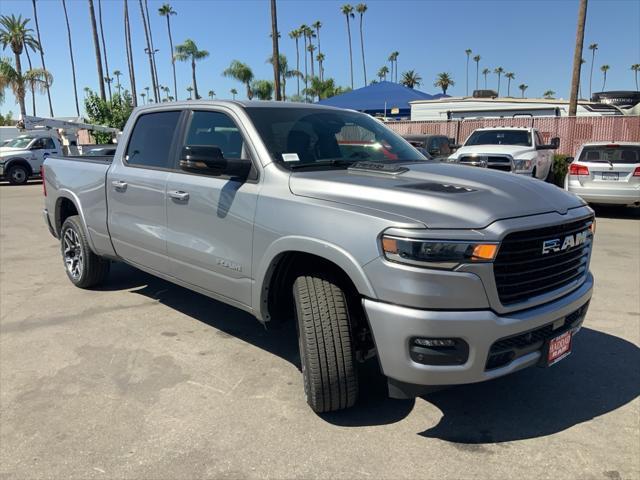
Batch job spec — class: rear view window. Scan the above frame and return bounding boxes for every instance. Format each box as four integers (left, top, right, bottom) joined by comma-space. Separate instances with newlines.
125, 111, 181, 168
578, 146, 640, 164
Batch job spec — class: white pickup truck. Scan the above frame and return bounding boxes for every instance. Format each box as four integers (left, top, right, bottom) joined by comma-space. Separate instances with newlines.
0, 134, 62, 184
448, 127, 559, 182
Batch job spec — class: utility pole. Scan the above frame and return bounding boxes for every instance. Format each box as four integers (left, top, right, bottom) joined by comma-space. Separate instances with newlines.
271, 0, 282, 101
569, 0, 588, 117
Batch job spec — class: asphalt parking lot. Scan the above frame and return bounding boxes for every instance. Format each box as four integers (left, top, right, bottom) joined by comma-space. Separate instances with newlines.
1, 183, 638, 480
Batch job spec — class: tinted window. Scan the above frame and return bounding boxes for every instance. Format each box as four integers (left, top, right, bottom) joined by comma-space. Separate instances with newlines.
245, 107, 424, 168
579, 146, 640, 164
465, 130, 531, 146
184, 111, 245, 159
43, 138, 56, 149
31, 138, 46, 149
125, 111, 181, 168
439, 137, 451, 154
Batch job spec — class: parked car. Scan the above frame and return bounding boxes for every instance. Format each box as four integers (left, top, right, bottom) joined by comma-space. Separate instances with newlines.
0, 134, 62, 184
401, 134, 458, 160
43, 102, 594, 413
448, 127, 559, 181
564, 142, 640, 206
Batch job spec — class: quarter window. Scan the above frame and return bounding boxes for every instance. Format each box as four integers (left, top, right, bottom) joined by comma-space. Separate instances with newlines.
125, 111, 181, 168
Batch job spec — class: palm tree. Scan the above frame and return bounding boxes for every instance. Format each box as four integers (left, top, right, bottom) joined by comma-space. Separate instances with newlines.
307, 43, 317, 78
434, 72, 454, 95
482, 67, 490, 89
356, 3, 367, 86
86, 0, 106, 100
1, 57, 52, 117
299, 24, 310, 98
123, 0, 137, 107
569, 0, 587, 116
464, 49, 472, 95
377, 66, 388, 81
504, 72, 515, 97
252, 80, 273, 100
579, 58, 586, 99
600, 64, 610, 90
223, 60, 254, 99
113, 69, 122, 95
312, 21, 322, 80
186, 86, 193, 100
632, 64, 640, 91
138, 0, 158, 102
174, 39, 208, 100
0, 14, 40, 116
144, 85, 150, 101
208, 90, 215, 100
388, 51, 399, 82
341, 4, 355, 89
588, 43, 598, 97
60, 0, 80, 115
159, 3, 178, 101
97, 0, 112, 101
494, 66, 504, 95
31, 0, 53, 116
267, 53, 293, 100
518, 83, 528, 98
23, 36, 37, 114
400, 70, 421, 89
543, 90, 555, 99
303, 26, 316, 80
473, 55, 481, 91
289, 29, 302, 95
230, 88, 237, 100
316, 53, 325, 83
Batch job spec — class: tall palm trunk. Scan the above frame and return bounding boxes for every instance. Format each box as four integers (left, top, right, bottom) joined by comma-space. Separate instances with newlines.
295, 38, 300, 95
143, 0, 160, 100
302, 35, 308, 100
589, 49, 596, 98
507, 77, 511, 97
88, 0, 106, 100
270, 0, 281, 100
97, 0, 112, 101
32, 0, 53, 116
465, 56, 469, 95
24, 47, 36, 115
191, 59, 199, 99
345, 16, 354, 88
358, 14, 366, 85
309, 43, 315, 78
316, 27, 322, 81
475, 62, 479, 90
139, 0, 158, 102
164, 14, 177, 100
569, 0, 587, 116
61, 0, 80, 115
124, 0, 137, 106
13, 50, 26, 117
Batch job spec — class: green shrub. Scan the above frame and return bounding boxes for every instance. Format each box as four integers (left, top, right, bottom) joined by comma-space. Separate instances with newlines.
552, 154, 571, 187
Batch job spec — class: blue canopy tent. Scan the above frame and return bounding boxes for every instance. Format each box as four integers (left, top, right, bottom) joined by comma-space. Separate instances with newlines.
317, 81, 446, 118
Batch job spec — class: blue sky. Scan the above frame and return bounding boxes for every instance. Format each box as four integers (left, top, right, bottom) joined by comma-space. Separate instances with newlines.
1, 0, 639, 117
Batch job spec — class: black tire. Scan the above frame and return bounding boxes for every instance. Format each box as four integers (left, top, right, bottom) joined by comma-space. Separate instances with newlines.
7, 164, 29, 185
293, 275, 358, 413
60, 215, 110, 288
545, 165, 557, 185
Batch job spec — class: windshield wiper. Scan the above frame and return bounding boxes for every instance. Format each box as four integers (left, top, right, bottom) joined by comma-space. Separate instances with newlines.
288, 159, 355, 170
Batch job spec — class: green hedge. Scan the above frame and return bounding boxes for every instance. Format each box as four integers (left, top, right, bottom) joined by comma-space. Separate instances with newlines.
552, 154, 571, 187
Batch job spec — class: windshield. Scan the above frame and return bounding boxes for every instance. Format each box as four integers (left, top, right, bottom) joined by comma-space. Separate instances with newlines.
465, 130, 531, 147
578, 145, 640, 164
244, 107, 425, 169
3, 137, 34, 149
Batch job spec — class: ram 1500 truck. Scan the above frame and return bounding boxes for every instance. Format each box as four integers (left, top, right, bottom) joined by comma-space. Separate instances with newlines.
448, 127, 559, 182
43, 102, 594, 413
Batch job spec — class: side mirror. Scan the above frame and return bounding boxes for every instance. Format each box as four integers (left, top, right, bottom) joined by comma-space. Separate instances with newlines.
550, 137, 560, 149
179, 145, 226, 174
429, 148, 440, 156
564, 156, 574, 164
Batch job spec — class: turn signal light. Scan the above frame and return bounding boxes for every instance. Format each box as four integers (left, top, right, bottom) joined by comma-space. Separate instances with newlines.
633, 167, 640, 177
569, 164, 590, 176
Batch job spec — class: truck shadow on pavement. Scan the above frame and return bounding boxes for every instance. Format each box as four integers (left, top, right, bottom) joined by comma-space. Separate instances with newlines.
103, 263, 639, 441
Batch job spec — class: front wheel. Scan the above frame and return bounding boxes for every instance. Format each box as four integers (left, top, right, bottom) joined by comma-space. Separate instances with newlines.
293, 275, 358, 413
7, 164, 29, 185
60, 215, 110, 288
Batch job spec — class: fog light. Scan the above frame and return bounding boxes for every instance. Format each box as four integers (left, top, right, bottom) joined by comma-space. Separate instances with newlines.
414, 338, 456, 347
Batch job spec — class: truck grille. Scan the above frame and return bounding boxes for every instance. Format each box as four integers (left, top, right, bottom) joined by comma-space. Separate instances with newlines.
458, 155, 512, 172
493, 217, 593, 305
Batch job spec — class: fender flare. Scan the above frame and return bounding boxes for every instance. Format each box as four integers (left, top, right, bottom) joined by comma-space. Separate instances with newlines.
54, 190, 99, 254
253, 236, 377, 321
3, 157, 33, 176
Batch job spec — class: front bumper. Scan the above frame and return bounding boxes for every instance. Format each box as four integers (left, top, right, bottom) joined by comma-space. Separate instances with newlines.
363, 272, 593, 387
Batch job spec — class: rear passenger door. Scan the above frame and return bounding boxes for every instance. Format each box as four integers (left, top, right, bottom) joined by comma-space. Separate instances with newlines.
107, 110, 182, 274
165, 109, 259, 308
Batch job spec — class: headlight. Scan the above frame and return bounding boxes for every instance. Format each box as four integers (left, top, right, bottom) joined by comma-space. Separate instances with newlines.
513, 159, 533, 171
381, 236, 498, 269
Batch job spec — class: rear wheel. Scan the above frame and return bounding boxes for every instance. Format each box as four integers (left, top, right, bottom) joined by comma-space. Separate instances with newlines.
293, 275, 358, 413
60, 215, 110, 288
7, 164, 29, 185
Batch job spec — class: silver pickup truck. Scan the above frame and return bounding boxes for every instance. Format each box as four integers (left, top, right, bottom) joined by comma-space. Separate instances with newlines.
43, 101, 595, 412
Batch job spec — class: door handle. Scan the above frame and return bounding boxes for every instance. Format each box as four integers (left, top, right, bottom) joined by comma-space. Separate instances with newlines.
111, 180, 128, 191
168, 190, 189, 201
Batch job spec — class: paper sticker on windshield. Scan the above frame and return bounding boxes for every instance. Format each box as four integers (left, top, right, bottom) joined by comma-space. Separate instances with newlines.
282, 153, 300, 162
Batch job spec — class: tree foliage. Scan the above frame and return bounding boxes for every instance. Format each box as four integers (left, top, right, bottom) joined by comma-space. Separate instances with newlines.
84, 89, 133, 143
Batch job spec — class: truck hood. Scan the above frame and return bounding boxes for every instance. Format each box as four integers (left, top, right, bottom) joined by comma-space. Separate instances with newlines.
289, 162, 585, 229
0, 147, 30, 158
452, 144, 533, 158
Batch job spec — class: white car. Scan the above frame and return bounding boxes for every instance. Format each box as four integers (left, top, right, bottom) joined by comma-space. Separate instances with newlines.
564, 142, 640, 206
448, 127, 559, 181
0, 134, 62, 185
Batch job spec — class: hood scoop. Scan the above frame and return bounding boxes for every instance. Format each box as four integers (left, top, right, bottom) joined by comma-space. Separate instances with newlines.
400, 182, 477, 194
348, 162, 409, 175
